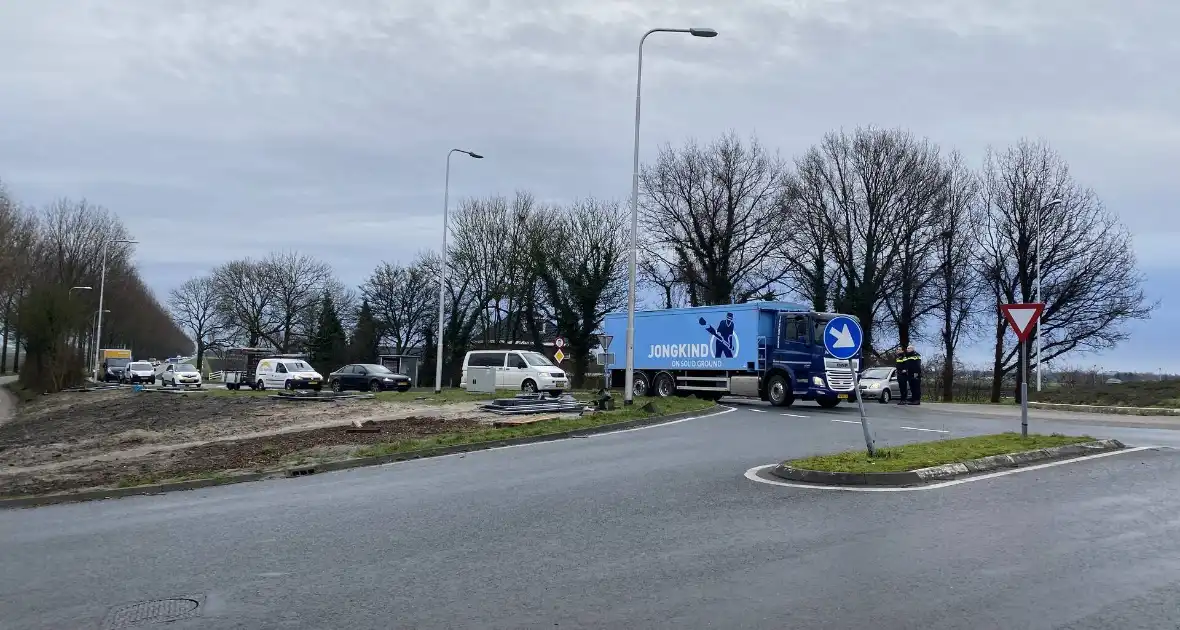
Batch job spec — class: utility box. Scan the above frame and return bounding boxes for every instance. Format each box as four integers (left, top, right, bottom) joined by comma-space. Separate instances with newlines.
466, 367, 497, 393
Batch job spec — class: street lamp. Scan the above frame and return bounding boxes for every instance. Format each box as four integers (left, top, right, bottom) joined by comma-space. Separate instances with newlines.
69, 286, 93, 296
89, 309, 110, 374
93, 239, 136, 381
624, 26, 718, 405
435, 149, 483, 393
1036, 198, 1063, 392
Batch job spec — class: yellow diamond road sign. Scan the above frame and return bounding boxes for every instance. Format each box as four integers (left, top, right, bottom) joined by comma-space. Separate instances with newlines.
554, 349, 565, 362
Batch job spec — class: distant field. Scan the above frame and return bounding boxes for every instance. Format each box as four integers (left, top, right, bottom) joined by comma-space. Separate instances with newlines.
1034, 380, 1180, 409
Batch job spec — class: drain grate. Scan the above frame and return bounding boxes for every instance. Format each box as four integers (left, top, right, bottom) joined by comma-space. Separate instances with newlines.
101, 596, 203, 628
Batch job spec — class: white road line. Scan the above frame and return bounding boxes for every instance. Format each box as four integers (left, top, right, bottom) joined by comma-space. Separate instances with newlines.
780, 413, 809, 418
750, 409, 767, 413
831, 419, 860, 424
899, 426, 950, 433
742, 446, 1159, 492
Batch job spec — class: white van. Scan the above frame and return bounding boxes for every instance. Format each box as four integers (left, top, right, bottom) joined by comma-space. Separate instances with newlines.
461, 350, 568, 394
254, 358, 324, 391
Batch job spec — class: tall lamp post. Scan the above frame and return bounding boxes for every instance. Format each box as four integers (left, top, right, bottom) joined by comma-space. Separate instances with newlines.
93, 239, 136, 381
624, 26, 717, 405
435, 148, 484, 393
1036, 198, 1063, 392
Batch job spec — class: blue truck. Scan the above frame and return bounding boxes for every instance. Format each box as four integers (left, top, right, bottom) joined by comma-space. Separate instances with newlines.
602, 302, 860, 408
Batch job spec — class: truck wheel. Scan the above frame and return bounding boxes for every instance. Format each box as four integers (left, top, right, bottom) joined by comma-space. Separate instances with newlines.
654, 373, 676, 398
767, 374, 793, 407
632, 372, 651, 397
817, 397, 841, 409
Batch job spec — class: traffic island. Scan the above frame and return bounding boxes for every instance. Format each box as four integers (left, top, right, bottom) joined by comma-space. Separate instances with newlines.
771, 433, 1124, 487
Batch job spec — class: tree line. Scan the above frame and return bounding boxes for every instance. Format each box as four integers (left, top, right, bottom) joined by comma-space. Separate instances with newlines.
0, 183, 192, 391
170, 194, 629, 386
168, 127, 1155, 400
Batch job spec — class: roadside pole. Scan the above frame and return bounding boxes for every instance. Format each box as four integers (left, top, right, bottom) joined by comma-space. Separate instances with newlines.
1020, 338, 1028, 438
849, 358, 875, 455
822, 316, 872, 455
1000, 303, 1043, 439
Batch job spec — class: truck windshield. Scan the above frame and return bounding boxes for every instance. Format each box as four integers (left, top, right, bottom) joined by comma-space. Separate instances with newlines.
107, 358, 130, 368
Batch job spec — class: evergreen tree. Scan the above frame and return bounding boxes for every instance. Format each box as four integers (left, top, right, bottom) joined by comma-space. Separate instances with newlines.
308, 292, 347, 374
350, 299, 380, 363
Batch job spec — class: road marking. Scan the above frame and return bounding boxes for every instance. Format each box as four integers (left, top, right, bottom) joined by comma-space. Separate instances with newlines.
750, 409, 767, 413
780, 413, 809, 418
831, 419, 860, 424
742, 446, 1159, 492
899, 426, 950, 433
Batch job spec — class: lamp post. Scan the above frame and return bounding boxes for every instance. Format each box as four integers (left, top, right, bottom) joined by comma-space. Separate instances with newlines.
89, 309, 110, 374
93, 239, 136, 381
435, 149, 484, 393
69, 286, 93, 296
1036, 198, 1063, 392
624, 26, 717, 405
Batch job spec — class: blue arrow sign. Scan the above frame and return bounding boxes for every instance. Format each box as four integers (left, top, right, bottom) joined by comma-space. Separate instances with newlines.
823, 316, 862, 361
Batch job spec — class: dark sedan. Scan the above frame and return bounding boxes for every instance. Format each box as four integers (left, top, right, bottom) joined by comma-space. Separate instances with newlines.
329, 364, 412, 393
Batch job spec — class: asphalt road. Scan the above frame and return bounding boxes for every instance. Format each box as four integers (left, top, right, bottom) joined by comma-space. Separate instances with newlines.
3, 399, 1180, 629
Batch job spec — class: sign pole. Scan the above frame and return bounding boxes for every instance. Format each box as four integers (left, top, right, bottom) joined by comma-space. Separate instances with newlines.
1021, 338, 1028, 438
850, 359, 874, 455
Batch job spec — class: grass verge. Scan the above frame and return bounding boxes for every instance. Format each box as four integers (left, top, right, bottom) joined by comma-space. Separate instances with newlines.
1034, 380, 1180, 409
355, 395, 715, 458
786, 432, 1093, 474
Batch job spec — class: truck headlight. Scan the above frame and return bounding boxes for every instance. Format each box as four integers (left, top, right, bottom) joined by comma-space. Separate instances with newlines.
812, 376, 826, 388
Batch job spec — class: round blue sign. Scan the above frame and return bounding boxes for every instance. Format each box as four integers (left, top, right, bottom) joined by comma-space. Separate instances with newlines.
823, 316, 863, 361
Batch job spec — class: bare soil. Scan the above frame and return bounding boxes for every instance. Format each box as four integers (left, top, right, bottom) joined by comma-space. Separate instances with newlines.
0, 388, 549, 498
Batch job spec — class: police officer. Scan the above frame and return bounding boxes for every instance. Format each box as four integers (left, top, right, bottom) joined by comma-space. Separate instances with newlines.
906, 344, 923, 405
894, 346, 909, 405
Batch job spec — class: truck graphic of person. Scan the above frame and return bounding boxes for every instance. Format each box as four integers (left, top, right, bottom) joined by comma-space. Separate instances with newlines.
698, 313, 736, 358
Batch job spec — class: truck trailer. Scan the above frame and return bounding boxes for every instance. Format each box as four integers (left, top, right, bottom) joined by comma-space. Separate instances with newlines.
602, 302, 860, 408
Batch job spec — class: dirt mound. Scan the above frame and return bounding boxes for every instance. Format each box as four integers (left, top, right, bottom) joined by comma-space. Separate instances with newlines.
3, 415, 480, 497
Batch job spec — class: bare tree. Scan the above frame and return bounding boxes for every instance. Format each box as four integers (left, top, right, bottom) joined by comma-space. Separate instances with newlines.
169, 275, 227, 370
931, 155, 986, 400
212, 259, 277, 347
260, 251, 334, 352
449, 192, 544, 345
785, 127, 948, 356
532, 198, 629, 386
362, 256, 437, 354
977, 140, 1154, 401
640, 132, 789, 306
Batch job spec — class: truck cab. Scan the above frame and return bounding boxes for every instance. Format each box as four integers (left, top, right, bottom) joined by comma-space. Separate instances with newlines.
602, 302, 859, 408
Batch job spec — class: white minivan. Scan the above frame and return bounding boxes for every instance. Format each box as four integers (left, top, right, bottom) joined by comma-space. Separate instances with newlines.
461, 350, 568, 394
254, 358, 324, 391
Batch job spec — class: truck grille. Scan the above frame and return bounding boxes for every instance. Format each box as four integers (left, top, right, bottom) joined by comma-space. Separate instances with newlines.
826, 371, 854, 391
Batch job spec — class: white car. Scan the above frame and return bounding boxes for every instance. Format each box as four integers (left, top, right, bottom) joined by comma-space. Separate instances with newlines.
254, 358, 324, 391
460, 350, 567, 395
120, 361, 156, 385
159, 363, 202, 388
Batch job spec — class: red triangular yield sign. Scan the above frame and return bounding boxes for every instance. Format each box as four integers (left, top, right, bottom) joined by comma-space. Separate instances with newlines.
1000, 303, 1044, 342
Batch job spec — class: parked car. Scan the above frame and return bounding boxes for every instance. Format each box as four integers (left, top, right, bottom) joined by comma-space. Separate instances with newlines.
254, 358, 323, 391
158, 363, 202, 388
120, 361, 156, 385
328, 364, 411, 393
857, 367, 900, 403
460, 350, 567, 395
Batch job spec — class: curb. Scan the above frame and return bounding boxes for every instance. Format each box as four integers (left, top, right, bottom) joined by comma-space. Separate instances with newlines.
770, 439, 1126, 487
0, 405, 720, 509
1030, 401, 1180, 416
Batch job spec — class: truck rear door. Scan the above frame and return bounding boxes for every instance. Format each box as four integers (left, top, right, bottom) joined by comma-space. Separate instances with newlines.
773, 312, 812, 394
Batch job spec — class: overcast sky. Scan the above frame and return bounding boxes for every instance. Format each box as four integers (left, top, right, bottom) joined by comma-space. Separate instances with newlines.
1, 1, 1176, 372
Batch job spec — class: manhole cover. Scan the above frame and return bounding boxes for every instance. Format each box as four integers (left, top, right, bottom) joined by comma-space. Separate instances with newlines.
101, 596, 202, 628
